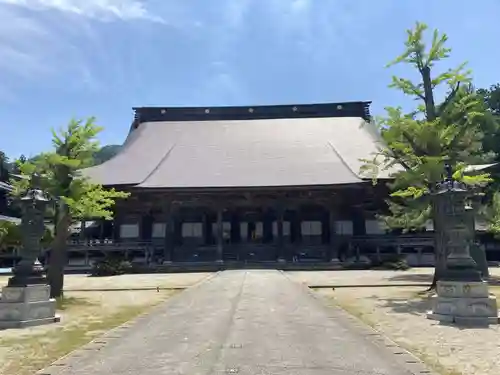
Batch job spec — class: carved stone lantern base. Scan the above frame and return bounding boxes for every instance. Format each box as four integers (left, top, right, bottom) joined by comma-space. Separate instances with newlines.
7, 259, 47, 287
427, 280, 499, 326
0, 284, 60, 329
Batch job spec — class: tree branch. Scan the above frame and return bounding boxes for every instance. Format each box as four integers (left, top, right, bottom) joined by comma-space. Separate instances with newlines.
437, 82, 461, 117
388, 147, 413, 171
401, 130, 429, 157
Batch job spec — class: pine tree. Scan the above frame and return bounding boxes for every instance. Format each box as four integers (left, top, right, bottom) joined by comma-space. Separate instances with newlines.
362, 22, 495, 286
11, 118, 129, 297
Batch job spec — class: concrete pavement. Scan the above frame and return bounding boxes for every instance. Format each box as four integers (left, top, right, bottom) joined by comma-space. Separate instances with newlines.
43, 270, 431, 375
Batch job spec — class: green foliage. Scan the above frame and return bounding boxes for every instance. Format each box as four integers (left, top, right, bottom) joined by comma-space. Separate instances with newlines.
478, 83, 500, 117
0, 221, 21, 250
0, 221, 53, 251
9, 117, 129, 297
92, 145, 121, 166
2, 143, 120, 176
371, 254, 410, 271
0, 151, 9, 180
90, 256, 133, 277
41, 226, 54, 247
363, 22, 494, 230
484, 192, 500, 235
9, 118, 129, 222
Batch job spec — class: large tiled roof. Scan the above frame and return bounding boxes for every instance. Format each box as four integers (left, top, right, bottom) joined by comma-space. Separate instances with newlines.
82, 102, 396, 189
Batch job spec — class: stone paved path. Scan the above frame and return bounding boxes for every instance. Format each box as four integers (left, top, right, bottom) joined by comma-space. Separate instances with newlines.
50, 270, 421, 375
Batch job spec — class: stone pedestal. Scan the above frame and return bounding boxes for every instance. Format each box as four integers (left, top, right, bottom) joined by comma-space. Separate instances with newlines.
427, 280, 499, 325
0, 285, 60, 329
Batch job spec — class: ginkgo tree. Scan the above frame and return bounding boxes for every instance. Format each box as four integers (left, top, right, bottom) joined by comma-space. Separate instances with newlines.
11, 118, 129, 298
362, 22, 497, 287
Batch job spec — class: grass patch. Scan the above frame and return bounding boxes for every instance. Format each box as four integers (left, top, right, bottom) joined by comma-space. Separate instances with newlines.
325, 292, 462, 375
56, 296, 94, 310
407, 289, 433, 300
0, 290, 176, 375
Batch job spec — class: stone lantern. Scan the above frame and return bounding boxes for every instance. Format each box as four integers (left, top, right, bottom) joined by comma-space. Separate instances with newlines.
427, 163, 498, 325
0, 174, 60, 329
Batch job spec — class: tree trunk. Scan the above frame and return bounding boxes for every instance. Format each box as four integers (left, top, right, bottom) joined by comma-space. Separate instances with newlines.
47, 206, 70, 298
421, 66, 437, 121
470, 243, 489, 279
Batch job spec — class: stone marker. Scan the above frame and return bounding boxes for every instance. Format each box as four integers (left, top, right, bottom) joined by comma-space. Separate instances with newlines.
0, 174, 60, 329
427, 164, 498, 325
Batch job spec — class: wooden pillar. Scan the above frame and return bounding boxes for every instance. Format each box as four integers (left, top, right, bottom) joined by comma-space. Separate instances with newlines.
99, 219, 105, 242
328, 208, 340, 262
202, 212, 210, 245
276, 204, 285, 261
80, 220, 86, 243
163, 203, 174, 263
112, 215, 122, 243
140, 213, 153, 242
216, 207, 223, 262
352, 208, 366, 236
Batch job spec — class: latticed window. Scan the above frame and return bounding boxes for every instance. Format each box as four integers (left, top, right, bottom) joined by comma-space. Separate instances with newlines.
272, 221, 291, 236
152, 223, 166, 238
365, 220, 384, 235
301, 221, 322, 236
119, 224, 139, 238
182, 223, 203, 238
335, 220, 353, 235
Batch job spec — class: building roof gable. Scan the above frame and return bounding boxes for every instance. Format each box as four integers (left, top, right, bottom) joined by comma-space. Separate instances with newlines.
82, 102, 397, 189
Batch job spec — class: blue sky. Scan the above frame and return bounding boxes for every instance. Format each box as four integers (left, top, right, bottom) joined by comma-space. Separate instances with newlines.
0, 0, 499, 158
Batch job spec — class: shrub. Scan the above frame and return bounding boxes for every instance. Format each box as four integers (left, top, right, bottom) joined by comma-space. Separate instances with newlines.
0, 221, 21, 251
90, 256, 132, 276
372, 254, 410, 271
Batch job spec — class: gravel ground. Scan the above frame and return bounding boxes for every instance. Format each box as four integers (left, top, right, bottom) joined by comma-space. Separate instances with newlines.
0, 273, 212, 375
0, 272, 212, 290
287, 267, 500, 286
42, 270, 423, 375
314, 277, 500, 375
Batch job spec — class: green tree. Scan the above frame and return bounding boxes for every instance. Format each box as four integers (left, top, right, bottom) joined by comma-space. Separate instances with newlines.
0, 151, 8, 181
92, 144, 121, 166
11, 154, 26, 175
362, 22, 494, 287
476, 84, 500, 162
0, 221, 21, 251
11, 118, 129, 297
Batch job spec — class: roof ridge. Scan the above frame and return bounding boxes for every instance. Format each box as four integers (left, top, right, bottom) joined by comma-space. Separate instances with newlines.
133, 101, 371, 124
138, 143, 177, 186
326, 141, 363, 182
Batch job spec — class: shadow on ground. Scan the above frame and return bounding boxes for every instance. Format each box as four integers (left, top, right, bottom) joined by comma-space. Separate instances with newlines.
369, 290, 494, 330
368, 292, 430, 317
387, 273, 432, 284
388, 272, 500, 286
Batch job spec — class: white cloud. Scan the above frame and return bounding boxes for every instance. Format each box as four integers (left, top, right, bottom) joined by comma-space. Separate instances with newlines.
0, 0, 162, 22
0, 7, 55, 94
0, 0, 167, 98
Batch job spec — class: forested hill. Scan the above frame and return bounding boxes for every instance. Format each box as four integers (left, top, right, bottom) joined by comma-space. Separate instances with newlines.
0, 144, 122, 175
91, 144, 122, 166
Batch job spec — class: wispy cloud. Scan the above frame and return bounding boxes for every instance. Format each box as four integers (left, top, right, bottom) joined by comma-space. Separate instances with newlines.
0, 0, 162, 22
0, 0, 166, 100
